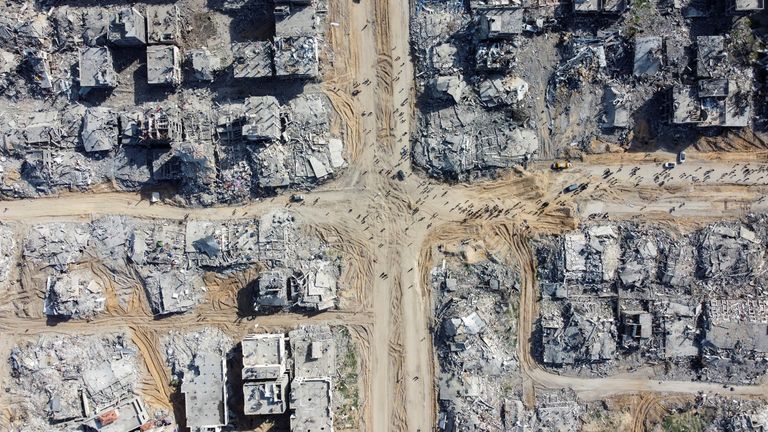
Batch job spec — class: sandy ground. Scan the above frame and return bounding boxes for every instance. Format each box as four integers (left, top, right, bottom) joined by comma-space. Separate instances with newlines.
4, 0, 768, 430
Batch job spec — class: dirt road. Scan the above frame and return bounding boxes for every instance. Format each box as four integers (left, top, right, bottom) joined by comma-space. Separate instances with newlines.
3, 0, 768, 427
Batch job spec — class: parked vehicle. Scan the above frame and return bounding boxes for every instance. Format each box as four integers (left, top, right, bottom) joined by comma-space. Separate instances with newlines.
551, 160, 572, 170
663, 162, 676, 169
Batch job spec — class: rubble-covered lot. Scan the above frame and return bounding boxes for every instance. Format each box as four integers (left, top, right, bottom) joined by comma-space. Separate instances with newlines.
430, 247, 523, 429
0, 0, 345, 205
6, 333, 173, 432
648, 395, 768, 432
13, 210, 342, 318
535, 215, 768, 384
4, 324, 363, 431
161, 324, 361, 431
410, 0, 768, 180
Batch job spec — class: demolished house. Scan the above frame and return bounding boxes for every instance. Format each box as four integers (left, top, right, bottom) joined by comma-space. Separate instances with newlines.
671, 36, 753, 128
431, 253, 523, 430
108, 8, 146, 46
146, 5, 180, 45
79, 47, 117, 88
187, 48, 222, 81
82, 107, 118, 153
8, 334, 143, 431
535, 218, 768, 383
147, 45, 181, 86
273, 36, 319, 78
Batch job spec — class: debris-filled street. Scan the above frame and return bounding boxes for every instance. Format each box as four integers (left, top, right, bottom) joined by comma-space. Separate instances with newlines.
3, 0, 768, 429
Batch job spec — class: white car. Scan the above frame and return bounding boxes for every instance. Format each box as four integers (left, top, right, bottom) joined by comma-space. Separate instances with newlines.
663, 162, 676, 169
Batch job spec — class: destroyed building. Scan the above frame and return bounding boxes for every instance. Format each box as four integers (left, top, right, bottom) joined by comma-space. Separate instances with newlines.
19, 212, 342, 316
146, 5, 180, 45
273, 36, 319, 78
79, 47, 117, 88
44, 268, 106, 318
671, 36, 753, 128
187, 48, 222, 81
411, 0, 538, 181
7, 334, 143, 431
147, 45, 181, 86
82, 107, 118, 153
534, 218, 768, 383
430, 250, 523, 430
275, 3, 317, 38
108, 8, 146, 46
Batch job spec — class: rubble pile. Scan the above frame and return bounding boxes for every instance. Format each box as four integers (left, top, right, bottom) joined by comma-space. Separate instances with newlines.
0, 0, 342, 205
535, 216, 768, 383
0, 222, 16, 288
431, 255, 522, 430
411, 0, 768, 168
162, 327, 234, 381
655, 395, 768, 431
20, 211, 341, 317
410, 0, 538, 181
7, 333, 142, 431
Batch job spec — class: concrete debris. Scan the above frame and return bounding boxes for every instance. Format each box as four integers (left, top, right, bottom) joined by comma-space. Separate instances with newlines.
82, 107, 117, 153
535, 216, 768, 383
187, 48, 222, 82
16, 211, 342, 318
7, 333, 142, 431
431, 252, 521, 430
108, 8, 146, 47
146, 45, 181, 86
146, 5, 180, 45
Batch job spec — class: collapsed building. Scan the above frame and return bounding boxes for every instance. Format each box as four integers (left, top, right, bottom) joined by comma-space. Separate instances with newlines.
18, 211, 341, 318
535, 217, 768, 383
0, 93, 345, 203
411, 0, 537, 180
431, 252, 523, 430
671, 36, 753, 128
6, 333, 171, 432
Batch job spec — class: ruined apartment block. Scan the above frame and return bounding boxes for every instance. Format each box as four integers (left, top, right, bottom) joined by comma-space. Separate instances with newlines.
82, 107, 118, 153
232, 41, 274, 78
147, 45, 181, 86
146, 5, 180, 45
181, 353, 229, 432
79, 47, 117, 89
108, 8, 146, 47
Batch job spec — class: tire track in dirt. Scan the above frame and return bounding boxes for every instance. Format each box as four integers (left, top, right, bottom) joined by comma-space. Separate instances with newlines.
130, 326, 172, 410
387, 272, 408, 431
348, 323, 373, 431
306, 223, 375, 310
